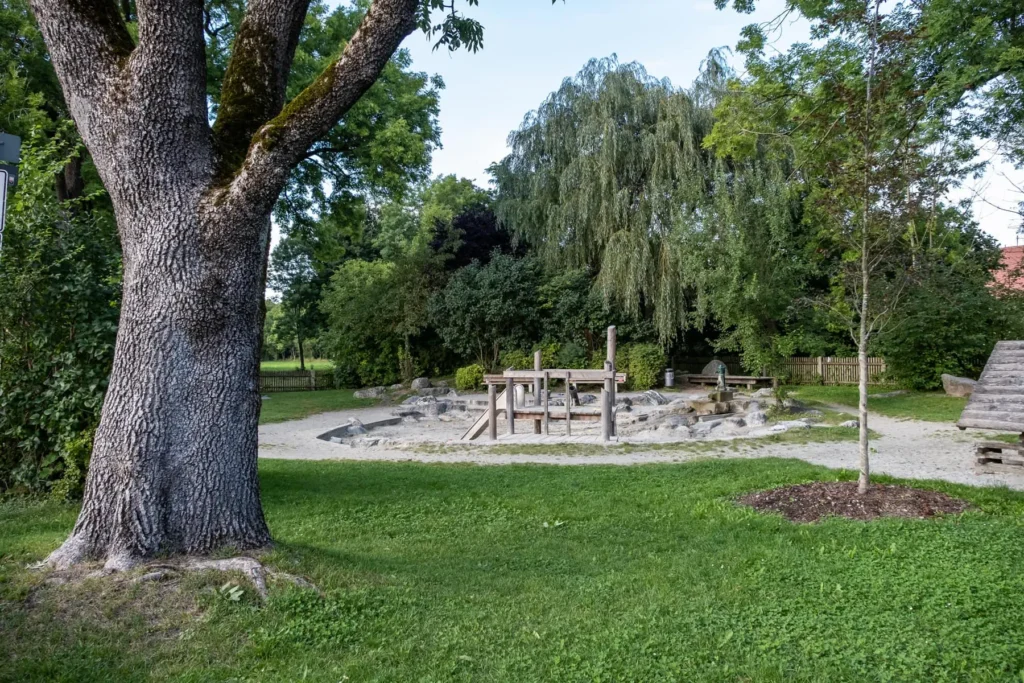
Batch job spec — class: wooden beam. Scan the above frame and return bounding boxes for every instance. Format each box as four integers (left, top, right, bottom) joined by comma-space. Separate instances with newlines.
607, 326, 616, 437
543, 371, 550, 435
565, 370, 571, 437
533, 350, 542, 434
602, 360, 612, 442
497, 369, 626, 382
488, 383, 497, 441
505, 378, 515, 435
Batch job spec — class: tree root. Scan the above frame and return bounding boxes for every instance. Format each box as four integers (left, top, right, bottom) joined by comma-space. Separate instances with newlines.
31, 554, 318, 601
181, 556, 319, 600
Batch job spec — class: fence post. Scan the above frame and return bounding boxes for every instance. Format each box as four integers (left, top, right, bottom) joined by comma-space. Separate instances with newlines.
310, 369, 316, 391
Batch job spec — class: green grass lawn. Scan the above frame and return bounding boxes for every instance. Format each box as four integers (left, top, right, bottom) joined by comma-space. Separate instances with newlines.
4, 459, 1024, 681
260, 358, 334, 372
789, 384, 968, 423
259, 389, 375, 424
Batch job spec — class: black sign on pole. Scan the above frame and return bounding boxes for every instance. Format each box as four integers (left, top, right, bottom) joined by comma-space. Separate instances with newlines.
0, 133, 21, 163
0, 167, 8, 257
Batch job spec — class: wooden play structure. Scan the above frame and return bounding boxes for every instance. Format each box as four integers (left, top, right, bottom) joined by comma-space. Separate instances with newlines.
461, 327, 626, 442
957, 341, 1024, 472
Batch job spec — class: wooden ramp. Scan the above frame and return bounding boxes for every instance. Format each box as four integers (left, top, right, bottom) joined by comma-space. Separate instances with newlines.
461, 389, 507, 441
958, 341, 1024, 433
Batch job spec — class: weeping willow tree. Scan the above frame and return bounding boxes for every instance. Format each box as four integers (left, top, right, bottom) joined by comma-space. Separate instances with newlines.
492, 54, 809, 356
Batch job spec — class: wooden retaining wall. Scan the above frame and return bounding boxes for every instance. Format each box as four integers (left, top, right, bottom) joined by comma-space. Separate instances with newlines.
671, 356, 887, 385
259, 370, 334, 393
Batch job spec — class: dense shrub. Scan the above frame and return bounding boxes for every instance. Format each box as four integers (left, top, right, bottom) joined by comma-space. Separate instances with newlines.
555, 341, 588, 369
0, 127, 120, 494
626, 343, 666, 391
875, 260, 1024, 389
429, 254, 540, 369
455, 364, 485, 391
499, 349, 533, 370
534, 342, 559, 369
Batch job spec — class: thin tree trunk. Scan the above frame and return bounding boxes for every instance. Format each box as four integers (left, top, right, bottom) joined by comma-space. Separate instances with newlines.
858, 246, 871, 494
857, 0, 881, 495
55, 155, 84, 202
298, 330, 306, 371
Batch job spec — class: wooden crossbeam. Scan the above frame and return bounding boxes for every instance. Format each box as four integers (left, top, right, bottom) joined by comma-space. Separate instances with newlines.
484, 371, 626, 385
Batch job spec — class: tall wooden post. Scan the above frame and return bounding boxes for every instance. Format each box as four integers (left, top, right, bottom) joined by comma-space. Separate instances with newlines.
565, 371, 572, 437
505, 377, 515, 435
542, 371, 550, 435
533, 350, 543, 434
601, 360, 613, 442
606, 326, 617, 436
487, 383, 497, 441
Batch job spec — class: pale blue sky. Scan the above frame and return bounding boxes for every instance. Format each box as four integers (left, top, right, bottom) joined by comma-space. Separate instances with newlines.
401, 0, 807, 185
330, 0, 1022, 246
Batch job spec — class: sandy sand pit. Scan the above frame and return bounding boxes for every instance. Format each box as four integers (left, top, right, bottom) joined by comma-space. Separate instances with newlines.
258, 390, 1024, 491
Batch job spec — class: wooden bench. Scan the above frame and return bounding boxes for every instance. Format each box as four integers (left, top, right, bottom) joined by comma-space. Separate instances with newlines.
685, 374, 777, 390
976, 440, 1024, 473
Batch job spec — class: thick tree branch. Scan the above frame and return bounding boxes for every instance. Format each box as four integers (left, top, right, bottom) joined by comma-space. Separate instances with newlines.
222, 0, 420, 212
212, 0, 312, 175
28, 0, 134, 115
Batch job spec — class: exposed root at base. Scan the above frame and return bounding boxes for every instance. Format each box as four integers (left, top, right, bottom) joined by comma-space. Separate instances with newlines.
178, 557, 319, 600
31, 555, 319, 601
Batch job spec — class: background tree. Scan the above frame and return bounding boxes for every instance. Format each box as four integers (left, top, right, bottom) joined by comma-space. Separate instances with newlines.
491, 57, 717, 343
710, 0, 981, 491
27, 0, 487, 570
429, 253, 540, 369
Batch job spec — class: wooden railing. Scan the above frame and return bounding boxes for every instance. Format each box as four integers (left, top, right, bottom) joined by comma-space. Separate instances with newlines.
259, 370, 334, 393
671, 356, 888, 385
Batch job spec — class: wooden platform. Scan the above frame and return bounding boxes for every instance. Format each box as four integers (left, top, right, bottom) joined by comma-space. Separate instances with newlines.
976, 440, 1024, 474
958, 341, 1024, 433
685, 374, 777, 390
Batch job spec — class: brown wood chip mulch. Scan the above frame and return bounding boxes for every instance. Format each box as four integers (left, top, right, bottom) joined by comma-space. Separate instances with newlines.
737, 481, 972, 523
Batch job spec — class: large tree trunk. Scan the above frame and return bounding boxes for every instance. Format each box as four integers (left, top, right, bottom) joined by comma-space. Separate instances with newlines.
47, 196, 274, 570
30, 0, 423, 569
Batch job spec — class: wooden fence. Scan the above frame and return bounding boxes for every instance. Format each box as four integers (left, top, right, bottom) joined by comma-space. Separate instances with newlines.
671, 356, 888, 385
259, 370, 334, 393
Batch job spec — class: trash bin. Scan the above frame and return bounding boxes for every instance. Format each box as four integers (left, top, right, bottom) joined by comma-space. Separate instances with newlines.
664, 368, 675, 388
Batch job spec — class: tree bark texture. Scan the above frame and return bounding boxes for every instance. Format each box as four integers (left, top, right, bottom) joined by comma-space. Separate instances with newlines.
30, 0, 421, 568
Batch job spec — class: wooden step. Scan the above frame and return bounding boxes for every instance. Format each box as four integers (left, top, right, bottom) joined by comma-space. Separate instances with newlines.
958, 417, 1024, 431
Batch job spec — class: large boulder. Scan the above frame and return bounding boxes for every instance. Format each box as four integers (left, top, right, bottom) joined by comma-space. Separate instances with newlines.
746, 410, 767, 427
418, 386, 458, 398
354, 386, 386, 399
701, 360, 727, 376
636, 390, 669, 406
411, 377, 432, 390
941, 374, 977, 397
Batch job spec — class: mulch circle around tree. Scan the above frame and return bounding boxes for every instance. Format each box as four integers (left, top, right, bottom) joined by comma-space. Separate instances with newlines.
737, 481, 972, 523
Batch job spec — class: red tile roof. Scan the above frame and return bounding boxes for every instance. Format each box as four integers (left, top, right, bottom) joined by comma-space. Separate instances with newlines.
994, 246, 1024, 291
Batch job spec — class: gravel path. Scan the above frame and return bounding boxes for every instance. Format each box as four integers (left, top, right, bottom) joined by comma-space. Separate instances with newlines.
259, 403, 1024, 491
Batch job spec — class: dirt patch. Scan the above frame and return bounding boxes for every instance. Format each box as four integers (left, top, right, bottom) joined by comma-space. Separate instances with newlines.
738, 481, 972, 522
